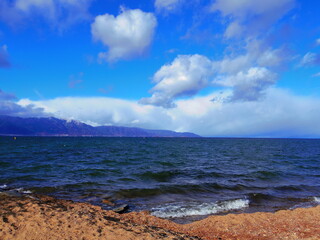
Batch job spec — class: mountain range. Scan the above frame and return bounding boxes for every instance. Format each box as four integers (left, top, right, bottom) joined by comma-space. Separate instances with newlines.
0, 115, 200, 137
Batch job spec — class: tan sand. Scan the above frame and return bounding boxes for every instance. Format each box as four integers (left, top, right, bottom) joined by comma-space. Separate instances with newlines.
0, 194, 199, 240
1, 194, 320, 240
122, 207, 320, 240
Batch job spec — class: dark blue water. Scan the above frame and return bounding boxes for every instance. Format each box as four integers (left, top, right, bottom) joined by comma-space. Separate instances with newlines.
1, 137, 320, 222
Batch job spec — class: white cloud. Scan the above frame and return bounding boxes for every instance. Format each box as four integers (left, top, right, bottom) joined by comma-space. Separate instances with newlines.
140, 54, 215, 108
209, 38, 289, 102
256, 48, 285, 67
211, 0, 293, 17
175, 88, 320, 137
155, 0, 182, 13
15, 0, 54, 13
91, 8, 157, 62
205, 1, 292, 106
214, 45, 285, 74
316, 39, 320, 46
214, 55, 251, 75
18, 97, 172, 130
17, 88, 320, 138
300, 52, 320, 66
211, 0, 294, 39
141, 48, 284, 107
0, 0, 92, 29
214, 67, 277, 101
224, 21, 243, 39
0, 89, 46, 117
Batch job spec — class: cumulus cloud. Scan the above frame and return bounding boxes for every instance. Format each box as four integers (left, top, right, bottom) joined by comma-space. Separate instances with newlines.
210, 40, 285, 101
141, 48, 284, 107
204, 1, 292, 104
214, 67, 277, 102
155, 0, 183, 13
0, 45, 11, 68
91, 8, 157, 62
17, 88, 320, 138
0, 0, 92, 29
140, 54, 215, 108
211, 0, 294, 39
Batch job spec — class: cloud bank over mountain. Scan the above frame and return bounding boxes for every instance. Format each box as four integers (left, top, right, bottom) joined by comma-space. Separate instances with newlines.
17, 88, 320, 138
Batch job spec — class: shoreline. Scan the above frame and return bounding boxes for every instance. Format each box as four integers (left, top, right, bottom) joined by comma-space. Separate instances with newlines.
1, 193, 320, 240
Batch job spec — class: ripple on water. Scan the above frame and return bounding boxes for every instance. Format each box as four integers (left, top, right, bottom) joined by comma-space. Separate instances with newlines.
1, 137, 320, 221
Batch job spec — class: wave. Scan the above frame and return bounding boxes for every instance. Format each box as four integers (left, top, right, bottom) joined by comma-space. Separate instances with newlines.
289, 196, 320, 210
273, 185, 305, 191
151, 199, 249, 218
253, 170, 280, 180
12, 187, 32, 194
135, 170, 180, 182
0, 185, 32, 194
248, 193, 276, 202
115, 183, 263, 199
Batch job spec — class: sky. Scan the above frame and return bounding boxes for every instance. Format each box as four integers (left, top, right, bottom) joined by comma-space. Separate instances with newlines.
1, 0, 320, 137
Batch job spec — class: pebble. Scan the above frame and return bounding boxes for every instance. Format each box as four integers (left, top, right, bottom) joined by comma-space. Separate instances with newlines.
112, 204, 129, 214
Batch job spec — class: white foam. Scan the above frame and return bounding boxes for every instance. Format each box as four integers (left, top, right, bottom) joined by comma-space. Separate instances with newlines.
313, 197, 320, 203
151, 199, 249, 219
0, 184, 7, 189
22, 190, 32, 194
14, 188, 32, 194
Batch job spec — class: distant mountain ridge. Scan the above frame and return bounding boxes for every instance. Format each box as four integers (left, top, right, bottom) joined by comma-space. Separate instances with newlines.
0, 115, 200, 137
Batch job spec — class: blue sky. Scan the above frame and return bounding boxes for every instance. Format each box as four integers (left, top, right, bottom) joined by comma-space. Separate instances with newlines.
1, 0, 320, 137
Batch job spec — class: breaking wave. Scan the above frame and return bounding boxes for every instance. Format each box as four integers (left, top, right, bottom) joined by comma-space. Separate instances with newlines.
151, 199, 249, 218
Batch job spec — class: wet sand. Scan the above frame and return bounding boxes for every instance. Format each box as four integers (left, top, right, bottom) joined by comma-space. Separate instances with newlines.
1, 194, 320, 240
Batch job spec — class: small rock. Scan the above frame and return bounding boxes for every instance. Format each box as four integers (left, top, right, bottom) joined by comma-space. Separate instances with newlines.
112, 204, 129, 214
0, 191, 24, 197
102, 199, 115, 206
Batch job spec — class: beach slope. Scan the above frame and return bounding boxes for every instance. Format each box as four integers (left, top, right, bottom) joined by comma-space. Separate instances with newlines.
1, 194, 320, 240
0, 194, 198, 240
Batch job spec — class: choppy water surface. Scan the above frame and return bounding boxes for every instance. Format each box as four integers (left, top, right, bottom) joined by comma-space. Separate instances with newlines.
1, 137, 320, 223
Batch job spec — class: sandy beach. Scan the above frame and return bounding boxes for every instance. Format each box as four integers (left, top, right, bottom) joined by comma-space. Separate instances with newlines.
0, 194, 198, 240
1, 194, 320, 240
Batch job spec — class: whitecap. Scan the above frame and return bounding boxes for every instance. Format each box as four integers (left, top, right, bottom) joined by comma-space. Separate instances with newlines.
14, 188, 32, 194
0, 184, 7, 189
313, 197, 320, 203
22, 190, 32, 194
151, 199, 249, 219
